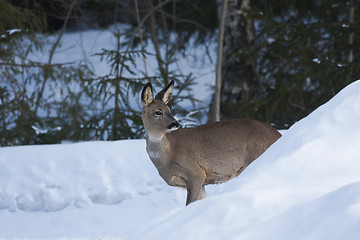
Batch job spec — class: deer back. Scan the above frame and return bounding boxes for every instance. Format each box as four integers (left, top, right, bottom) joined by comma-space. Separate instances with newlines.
165, 119, 281, 184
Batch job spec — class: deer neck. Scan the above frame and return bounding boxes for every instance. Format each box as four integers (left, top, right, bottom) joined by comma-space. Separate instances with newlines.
145, 132, 171, 168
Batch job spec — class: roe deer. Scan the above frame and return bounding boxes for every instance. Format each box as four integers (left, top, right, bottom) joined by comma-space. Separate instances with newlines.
141, 81, 281, 205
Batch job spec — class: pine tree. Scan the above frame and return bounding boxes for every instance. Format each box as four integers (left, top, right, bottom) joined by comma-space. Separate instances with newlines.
244, 0, 360, 128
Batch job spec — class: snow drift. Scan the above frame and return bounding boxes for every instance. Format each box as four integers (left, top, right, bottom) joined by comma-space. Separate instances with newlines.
1, 80, 360, 239
130, 80, 360, 239
0, 140, 186, 238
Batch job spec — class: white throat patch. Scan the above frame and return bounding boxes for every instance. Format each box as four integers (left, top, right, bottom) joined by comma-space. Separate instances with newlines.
147, 134, 163, 143
148, 150, 160, 159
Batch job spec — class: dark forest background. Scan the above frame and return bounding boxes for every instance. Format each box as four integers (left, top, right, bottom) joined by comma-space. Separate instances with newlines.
1, 0, 359, 146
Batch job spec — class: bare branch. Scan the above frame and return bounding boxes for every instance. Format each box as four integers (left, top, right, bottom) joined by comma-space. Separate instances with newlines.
0, 61, 76, 68
134, 0, 148, 77
34, 0, 77, 115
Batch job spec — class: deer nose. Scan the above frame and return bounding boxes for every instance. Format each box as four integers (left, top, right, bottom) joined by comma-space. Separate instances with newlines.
168, 121, 180, 131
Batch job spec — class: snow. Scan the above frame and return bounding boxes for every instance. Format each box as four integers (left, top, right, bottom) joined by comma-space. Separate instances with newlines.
28, 26, 216, 111
1, 28, 360, 239
0, 140, 186, 239
133, 79, 360, 240
1, 80, 360, 240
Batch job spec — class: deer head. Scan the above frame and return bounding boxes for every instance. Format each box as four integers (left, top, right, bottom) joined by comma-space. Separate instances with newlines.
141, 81, 180, 140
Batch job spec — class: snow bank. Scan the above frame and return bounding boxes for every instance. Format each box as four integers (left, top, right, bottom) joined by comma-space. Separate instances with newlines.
131, 80, 360, 240
0, 140, 162, 212
0, 140, 186, 238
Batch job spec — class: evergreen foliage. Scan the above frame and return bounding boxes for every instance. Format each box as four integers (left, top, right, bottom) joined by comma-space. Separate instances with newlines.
0, 0, 46, 34
1, 1, 201, 145
0, 31, 93, 145
221, 0, 360, 128
86, 30, 151, 140
1, 0, 360, 145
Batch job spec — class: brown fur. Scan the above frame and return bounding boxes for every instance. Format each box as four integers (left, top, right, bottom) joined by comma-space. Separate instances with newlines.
142, 81, 281, 205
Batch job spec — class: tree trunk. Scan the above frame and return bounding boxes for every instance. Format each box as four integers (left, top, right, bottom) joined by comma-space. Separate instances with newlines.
210, 0, 228, 122
215, 0, 255, 120
348, 0, 354, 63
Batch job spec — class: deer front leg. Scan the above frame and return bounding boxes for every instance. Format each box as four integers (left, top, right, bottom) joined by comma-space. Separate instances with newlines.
186, 173, 206, 205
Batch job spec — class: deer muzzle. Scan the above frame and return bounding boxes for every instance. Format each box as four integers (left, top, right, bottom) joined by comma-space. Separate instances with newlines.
168, 121, 180, 132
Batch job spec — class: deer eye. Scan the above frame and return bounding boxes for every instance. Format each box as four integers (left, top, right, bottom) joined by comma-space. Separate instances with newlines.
155, 110, 163, 116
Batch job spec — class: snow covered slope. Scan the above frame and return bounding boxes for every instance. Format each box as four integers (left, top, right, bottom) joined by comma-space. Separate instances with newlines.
131, 80, 360, 240
1, 80, 360, 239
0, 140, 186, 239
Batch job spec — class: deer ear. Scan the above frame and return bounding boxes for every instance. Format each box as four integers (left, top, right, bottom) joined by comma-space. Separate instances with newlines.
141, 83, 154, 108
155, 81, 174, 104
